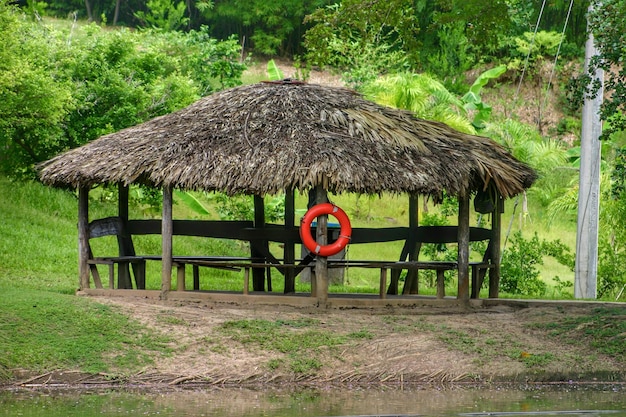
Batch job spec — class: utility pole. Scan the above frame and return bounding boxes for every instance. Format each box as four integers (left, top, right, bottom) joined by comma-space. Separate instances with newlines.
575, 4, 604, 299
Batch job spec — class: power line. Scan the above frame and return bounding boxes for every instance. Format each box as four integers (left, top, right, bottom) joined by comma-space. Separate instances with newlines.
514, 0, 548, 101
540, 0, 575, 119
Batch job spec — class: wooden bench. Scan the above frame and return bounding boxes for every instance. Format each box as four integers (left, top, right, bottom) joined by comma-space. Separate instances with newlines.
87, 217, 305, 292
327, 259, 494, 299
87, 217, 496, 298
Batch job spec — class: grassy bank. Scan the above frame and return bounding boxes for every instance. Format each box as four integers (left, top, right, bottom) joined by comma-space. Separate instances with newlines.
0, 289, 171, 377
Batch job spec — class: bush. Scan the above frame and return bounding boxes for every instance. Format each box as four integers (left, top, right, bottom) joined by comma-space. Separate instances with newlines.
500, 232, 574, 297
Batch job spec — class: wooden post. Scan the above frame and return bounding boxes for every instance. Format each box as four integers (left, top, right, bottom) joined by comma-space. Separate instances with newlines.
176, 264, 186, 291
457, 194, 470, 300
161, 186, 173, 294
406, 194, 420, 294
78, 186, 90, 290
118, 183, 129, 221
252, 195, 266, 291
314, 185, 329, 304
489, 193, 503, 298
379, 268, 387, 299
391, 194, 419, 295
284, 189, 296, 293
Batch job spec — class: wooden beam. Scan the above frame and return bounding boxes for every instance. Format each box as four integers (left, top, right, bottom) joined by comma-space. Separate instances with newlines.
78, 186, 90, 290
406, 194, 420, 294
252, 195, 267, 291
389, 194, 418, 295
489, 193, 503, 298
457, 194, 470, 300
283, 189, 296, 293
314, 186, 329, 303
161, 186, 173, 293
118, 183, 129, 222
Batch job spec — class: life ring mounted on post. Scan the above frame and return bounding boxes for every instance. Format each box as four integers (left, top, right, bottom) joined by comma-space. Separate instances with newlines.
299, 203, 352, 257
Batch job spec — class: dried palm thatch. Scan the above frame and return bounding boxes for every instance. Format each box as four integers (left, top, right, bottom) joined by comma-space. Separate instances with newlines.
38, 81, 536, 199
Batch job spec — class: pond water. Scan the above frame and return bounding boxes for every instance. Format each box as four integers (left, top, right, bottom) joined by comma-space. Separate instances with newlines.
1, 385, 625, 417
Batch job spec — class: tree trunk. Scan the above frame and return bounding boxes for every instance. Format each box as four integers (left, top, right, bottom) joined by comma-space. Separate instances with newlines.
84, 0, 93, 21
113, 0, 121, 25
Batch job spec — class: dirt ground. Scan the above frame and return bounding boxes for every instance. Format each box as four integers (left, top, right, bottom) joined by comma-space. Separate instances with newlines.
13, 297, 624, 389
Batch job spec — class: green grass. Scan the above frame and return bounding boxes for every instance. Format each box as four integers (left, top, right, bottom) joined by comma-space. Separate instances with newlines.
0, 289, 172, 378
531, 307, 626, 361
218, 318, 373, 374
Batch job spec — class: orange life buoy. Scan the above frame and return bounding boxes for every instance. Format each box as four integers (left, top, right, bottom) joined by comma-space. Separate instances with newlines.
299, 203, 352, 257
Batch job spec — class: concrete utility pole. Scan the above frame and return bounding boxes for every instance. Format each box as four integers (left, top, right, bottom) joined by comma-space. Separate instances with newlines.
575, 4, 604, 299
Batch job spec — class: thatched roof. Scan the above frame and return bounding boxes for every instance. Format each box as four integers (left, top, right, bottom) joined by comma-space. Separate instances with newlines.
39, 81, 536, 199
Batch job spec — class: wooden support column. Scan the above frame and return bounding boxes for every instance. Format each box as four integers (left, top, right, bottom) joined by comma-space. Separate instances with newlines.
406, 194, 420, 294
284, 189, 296, 293
161, 186, 173, 294
489, 193, 503, 298
117, 183, 145, 289
78, 186, 90, 290
390, 194, 419, 295
118, 183, 129, 221
115, 184, 132, 289
252, 195, 267, 291
457, 194, 470, 300
314, 185, 329, 304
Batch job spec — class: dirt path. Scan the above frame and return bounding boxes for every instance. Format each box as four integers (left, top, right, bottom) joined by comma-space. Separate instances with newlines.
54, 297, 621, 388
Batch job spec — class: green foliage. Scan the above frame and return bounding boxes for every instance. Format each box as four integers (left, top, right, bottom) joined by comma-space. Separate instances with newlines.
266, 59, 284, 81
0, 8, 245, 178
205, 0, 329, 56
174, 190, 210, 216
513, 31, 563, 61
423, 21, 473, 81
462, 65, 507, 129
500, 232, 546, 296
432, 0, 511, 57
0, 2, 74, 177
501, 232, 574, 297
588, 0, 626, 139
362, 73, 475, 134
303, 0, 418, 86
485, 119, 569, 209
209, 193, 285, 222
597, 186, 626, 299
134, 0, 189, 31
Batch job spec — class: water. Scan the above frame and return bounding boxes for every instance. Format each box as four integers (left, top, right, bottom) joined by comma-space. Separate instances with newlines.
1, 385, 625, 417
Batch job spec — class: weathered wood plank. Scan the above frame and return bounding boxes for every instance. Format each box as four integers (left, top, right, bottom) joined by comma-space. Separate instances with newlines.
161, 186, 173, 293
284, 189, 296, 293
489, 194, 503, 298
78, 187, 90, 290
457, 195, 470, 300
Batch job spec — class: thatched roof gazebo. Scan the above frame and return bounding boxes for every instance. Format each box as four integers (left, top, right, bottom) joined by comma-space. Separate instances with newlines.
39, 81, 536, 305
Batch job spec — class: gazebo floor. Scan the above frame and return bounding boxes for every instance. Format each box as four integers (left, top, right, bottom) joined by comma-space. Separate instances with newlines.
76, 289, 625, 311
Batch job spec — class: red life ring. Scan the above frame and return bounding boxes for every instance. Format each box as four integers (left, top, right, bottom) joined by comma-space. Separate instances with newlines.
299, 203, 352, 257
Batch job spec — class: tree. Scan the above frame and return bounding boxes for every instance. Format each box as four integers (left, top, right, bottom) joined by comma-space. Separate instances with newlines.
205, 0, 332, 56
303, 0, 420, 84
0, 1, 74, 176
588, 0, 626, 139
0, 5, 246, 178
